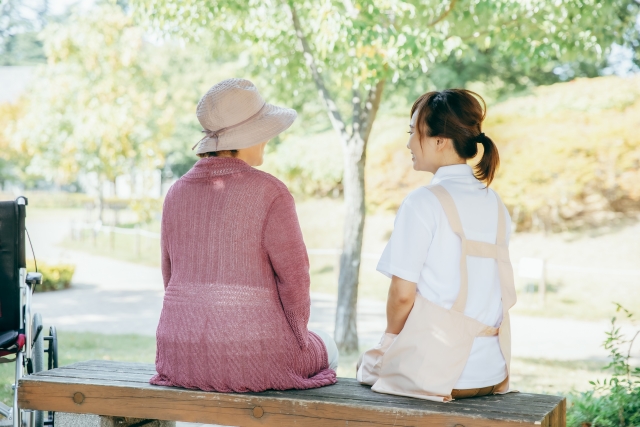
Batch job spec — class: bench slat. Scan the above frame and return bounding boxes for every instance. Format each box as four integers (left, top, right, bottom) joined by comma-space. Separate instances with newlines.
36, 364, 564, 414
19, 361, 565, 427
28, 369, 560, 416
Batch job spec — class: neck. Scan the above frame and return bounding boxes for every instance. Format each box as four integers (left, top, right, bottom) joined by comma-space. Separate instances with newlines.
432, 160, 466, 175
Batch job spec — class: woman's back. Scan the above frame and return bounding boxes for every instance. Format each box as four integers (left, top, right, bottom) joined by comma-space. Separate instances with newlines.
162, 158, 283, 289
152, 157, 335, 392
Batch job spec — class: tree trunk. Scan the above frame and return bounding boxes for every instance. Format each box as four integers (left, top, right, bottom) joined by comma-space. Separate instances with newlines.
334, 80, 385, 353
334, 135, 367, 353
288, 4, 385, 353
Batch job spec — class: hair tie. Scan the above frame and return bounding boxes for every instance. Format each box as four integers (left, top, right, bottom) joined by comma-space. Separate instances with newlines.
431, 93, 443, 104
475, 132, 485, 142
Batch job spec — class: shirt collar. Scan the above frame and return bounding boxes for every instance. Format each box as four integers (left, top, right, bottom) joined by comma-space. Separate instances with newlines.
430, 164, 477, 185
183, 157, 252, 179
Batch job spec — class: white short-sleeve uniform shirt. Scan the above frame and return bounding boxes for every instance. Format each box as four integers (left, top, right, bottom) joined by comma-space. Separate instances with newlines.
377, 164, 510, 389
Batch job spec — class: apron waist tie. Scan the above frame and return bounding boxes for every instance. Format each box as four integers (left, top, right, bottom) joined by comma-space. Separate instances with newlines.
477, 325, 499, 337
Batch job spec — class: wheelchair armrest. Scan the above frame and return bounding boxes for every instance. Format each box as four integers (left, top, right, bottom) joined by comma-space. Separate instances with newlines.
0, 331, 18, 349
26, 272, 43, 286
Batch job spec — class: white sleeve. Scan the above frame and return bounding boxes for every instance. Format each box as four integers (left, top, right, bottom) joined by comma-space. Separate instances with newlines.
495, 189, 512, 245
376, 192, 435, 283
505, 204, 512, 245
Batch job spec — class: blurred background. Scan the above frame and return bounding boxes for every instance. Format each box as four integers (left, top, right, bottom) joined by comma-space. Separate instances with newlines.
1, 0, 639, 424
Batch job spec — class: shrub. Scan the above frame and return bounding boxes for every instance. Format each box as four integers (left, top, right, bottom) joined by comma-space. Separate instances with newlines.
567, 304, 640, 427
26, 261, 76, 292
488, 75, 640, 232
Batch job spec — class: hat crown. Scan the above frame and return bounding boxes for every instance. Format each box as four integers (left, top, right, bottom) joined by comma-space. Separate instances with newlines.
196, 78, 265, 131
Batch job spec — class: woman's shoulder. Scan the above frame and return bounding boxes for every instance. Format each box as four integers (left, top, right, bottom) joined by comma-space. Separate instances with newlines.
401, 186, 443, 211
393, 186, 444, 230
165, 168, 292, 206
248, 168, 292, 197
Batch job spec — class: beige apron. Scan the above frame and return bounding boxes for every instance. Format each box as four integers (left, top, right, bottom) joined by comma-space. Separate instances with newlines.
357, 185, 517, 402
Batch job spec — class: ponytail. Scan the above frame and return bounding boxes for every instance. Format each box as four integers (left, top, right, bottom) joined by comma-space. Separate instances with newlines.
473, 133, 500, 185
412, 89, 501, 186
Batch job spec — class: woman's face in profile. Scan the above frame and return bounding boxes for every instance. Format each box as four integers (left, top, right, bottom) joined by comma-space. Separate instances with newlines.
407, 111, 438, 173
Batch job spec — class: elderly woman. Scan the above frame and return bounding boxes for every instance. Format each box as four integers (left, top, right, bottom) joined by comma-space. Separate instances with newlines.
150, 79, 338, 392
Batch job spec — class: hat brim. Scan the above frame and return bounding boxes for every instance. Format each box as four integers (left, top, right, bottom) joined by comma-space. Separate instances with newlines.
195, 103, 297, 154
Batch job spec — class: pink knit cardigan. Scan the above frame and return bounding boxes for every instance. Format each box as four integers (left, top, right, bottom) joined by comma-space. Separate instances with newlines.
150, 157, 336, 392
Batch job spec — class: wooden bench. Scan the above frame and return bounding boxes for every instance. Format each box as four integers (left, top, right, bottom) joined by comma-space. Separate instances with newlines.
18, 360, 566, 426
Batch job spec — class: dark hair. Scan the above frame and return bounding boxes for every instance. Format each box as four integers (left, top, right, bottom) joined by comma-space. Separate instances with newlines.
197, 150, 239, 159
410, 89, 500, 185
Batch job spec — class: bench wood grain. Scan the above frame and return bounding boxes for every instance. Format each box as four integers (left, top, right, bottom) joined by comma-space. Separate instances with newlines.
18, 360, 565, 427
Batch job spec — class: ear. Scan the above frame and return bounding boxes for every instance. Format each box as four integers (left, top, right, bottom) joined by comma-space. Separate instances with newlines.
435, 138, 447, 152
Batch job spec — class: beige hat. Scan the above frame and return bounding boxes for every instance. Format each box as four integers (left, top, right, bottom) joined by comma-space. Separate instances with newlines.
192, 78, 297, 154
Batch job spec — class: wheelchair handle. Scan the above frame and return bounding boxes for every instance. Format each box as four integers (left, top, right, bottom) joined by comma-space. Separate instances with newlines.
16, 196, 27, 269
26, 272, 43, 286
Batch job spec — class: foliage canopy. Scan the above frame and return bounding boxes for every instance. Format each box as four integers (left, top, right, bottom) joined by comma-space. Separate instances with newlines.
12, 6, 179, 193
135, 0, 640, 117
0, 0, 48, 65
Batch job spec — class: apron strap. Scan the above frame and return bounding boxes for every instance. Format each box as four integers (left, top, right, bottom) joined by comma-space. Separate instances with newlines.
427, 185, 469, 313
427, 186, 466, 239
427, 185, 512, 314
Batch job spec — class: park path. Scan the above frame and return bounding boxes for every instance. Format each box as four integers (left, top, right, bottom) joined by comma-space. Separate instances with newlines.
25, 210, 630, 427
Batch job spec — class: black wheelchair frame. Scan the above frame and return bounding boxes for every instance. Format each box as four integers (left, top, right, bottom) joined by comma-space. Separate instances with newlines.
0, 197, 58, 427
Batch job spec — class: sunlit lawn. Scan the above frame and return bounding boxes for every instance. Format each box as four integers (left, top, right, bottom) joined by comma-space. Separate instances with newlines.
0, 331, 608, 406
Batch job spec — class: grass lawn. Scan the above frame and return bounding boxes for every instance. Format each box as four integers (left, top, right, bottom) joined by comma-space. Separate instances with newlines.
1, 331, 609, 406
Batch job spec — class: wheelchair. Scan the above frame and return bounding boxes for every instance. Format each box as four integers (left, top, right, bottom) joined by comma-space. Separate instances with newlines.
0, 197, 58, 427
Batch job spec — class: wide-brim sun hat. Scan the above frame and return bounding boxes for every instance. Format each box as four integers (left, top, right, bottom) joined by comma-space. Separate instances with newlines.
193, 78, 297, 154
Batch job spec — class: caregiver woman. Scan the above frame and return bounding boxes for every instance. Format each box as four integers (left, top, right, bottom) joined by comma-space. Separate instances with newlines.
357, 89, 517, 402
151, 78, 337, 392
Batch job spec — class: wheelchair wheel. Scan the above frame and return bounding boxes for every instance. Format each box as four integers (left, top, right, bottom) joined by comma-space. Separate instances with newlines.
45, 326, 58, 370
31, 314, 46, 427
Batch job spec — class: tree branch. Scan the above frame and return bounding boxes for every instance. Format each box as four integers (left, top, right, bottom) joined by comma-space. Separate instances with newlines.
360, 79, 385, 142
289, 2, 349, 142
428, 0, 457, 27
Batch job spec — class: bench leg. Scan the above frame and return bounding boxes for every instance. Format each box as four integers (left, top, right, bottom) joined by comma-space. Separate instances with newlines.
56, 413, 176, 427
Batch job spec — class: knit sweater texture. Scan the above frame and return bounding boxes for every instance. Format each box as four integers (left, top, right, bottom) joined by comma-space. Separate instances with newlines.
151, 157, 336, 392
